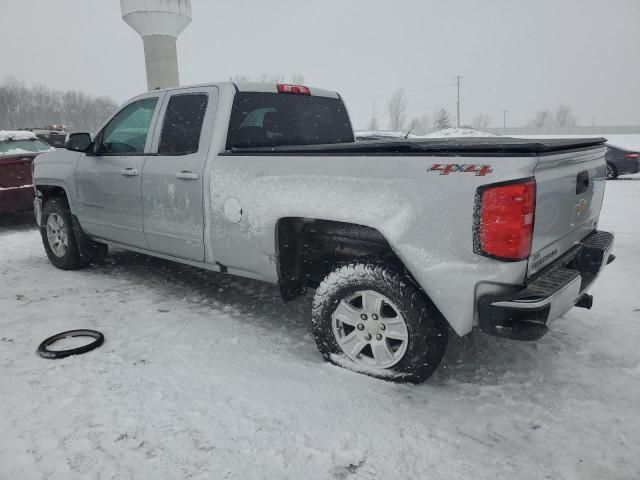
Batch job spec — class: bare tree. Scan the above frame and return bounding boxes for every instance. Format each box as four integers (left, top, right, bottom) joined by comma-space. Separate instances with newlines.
407, 113, 432, 136
367, 102, 379, 131
527, 109, 553, 128
555, 105, 577, 127
471, 114, 491, 131
269, 73, 285, 83
232, 73, 303, 84
434, 108, 452, 130
387, 88, 407, 131
0, 77, 117, 132
230, 74, 251, 82
290, 73, 306, 84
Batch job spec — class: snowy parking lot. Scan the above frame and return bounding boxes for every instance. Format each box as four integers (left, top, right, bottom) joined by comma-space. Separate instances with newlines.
1, 177, 639, 480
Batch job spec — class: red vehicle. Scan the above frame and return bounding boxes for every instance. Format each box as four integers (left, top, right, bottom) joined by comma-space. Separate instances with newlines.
0, 131, 52, 214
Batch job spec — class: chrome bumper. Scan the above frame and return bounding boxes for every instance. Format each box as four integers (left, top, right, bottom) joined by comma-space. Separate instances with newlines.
478, 230, 615, 340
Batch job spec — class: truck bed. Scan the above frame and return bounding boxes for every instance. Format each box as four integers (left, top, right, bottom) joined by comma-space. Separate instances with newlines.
228, 137, 607, 156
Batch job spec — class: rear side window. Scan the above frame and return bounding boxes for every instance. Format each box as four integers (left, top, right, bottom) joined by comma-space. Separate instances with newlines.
226, 92, 354, 149
159, 93, 208, 155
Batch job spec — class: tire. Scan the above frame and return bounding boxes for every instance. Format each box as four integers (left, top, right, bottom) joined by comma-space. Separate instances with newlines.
312, 262, 448, 383
606, 162, 618, 179
37, 329, 104, 359
41, 197, 89, 270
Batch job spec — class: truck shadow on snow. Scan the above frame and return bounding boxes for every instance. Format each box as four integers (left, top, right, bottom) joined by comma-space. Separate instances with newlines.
92, 248, 566, 386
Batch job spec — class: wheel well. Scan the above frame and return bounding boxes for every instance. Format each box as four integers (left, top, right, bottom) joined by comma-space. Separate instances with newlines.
37, 185, 68, 202
276, 217, 405, 301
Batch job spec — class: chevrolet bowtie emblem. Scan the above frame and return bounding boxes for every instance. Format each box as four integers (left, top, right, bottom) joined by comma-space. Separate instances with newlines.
575, 198, 587, 215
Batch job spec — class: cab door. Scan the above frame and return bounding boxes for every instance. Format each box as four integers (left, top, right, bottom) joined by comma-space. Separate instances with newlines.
75, 93, 163, 247
141, 86, 218, 261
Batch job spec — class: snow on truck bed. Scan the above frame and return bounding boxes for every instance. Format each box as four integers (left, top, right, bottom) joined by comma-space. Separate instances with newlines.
234, 136, 606, 155
358, 130, 640, 151
1, 178, 640, 479
514, 133, 640, 152
356, 128, 496, 139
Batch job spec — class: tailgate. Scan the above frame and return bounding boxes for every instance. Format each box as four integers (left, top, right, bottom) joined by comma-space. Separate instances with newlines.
528, 146, 607, 276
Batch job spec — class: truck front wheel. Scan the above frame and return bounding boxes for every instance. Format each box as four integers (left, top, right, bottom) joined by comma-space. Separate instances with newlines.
311, 262, 448, 383
41, 197, 91, 270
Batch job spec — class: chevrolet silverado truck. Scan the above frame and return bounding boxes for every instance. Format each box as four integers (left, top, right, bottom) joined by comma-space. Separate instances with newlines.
32, 82, 615, 383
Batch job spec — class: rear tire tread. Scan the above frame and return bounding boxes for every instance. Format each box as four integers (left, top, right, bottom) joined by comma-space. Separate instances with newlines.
312, 261, 448, 383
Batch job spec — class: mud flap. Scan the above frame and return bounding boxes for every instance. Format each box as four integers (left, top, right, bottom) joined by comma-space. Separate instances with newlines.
70, 215, 104, 262
279, 276, 307, 302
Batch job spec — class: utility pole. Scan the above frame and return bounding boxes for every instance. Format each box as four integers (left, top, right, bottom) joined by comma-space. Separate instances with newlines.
502, 110, 507, 132
455, 76, 463, 128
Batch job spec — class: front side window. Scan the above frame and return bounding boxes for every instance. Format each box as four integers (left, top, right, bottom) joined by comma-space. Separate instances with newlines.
158, 93, 208, 155
99, 97, 158, 154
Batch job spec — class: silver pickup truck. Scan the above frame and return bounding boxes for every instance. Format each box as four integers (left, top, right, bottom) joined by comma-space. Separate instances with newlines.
32, 82, 615, 383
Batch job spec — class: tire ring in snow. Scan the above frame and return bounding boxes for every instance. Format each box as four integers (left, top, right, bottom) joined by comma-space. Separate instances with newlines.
37, 329, 104, 359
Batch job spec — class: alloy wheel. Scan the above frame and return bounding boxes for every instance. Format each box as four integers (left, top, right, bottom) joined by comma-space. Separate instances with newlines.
331, 290, 409, 368
46, 213, 69, 257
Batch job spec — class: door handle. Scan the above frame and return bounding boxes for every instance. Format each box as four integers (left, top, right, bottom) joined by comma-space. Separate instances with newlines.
175, 171, 199, 180
120, 168, 139, 176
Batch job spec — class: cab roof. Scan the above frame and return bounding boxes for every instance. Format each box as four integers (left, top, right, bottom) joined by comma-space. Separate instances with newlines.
142, 81, 340, 99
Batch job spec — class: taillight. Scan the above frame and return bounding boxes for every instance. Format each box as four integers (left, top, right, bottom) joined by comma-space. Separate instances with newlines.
624, 153, 639, 159
474, 178, 536, 261
276, 84, 311, 95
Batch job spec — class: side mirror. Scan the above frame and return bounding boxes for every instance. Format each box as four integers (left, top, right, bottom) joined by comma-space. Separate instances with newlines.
66, 132, 92, 152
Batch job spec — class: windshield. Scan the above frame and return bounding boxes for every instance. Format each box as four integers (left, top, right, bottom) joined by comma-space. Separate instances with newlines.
0, 138, 51, 155
226, 92, 354, 149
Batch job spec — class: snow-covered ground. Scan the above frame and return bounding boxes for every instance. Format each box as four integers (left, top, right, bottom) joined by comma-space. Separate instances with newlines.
1, 177, 639, 479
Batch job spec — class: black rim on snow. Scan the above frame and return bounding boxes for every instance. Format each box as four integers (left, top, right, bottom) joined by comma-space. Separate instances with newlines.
36, 329, 104, 359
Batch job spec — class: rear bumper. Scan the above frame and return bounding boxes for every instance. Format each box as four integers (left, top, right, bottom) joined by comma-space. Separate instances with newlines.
478, 230, 614, 340
0, 186, 34, 214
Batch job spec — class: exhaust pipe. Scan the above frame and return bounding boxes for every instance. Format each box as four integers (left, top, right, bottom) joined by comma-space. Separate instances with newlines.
575, 294, 593, 309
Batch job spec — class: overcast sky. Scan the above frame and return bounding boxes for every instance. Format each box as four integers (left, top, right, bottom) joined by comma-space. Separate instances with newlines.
1, 0, 639, 129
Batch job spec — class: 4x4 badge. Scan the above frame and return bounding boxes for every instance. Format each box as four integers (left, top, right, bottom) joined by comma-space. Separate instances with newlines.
428, 164, 493, 176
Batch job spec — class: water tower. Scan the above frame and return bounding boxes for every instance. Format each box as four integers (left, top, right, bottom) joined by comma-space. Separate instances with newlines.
121, 0, 192, 91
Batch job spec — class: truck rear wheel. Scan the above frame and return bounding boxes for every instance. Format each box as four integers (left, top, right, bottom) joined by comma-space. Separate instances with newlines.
311, 262, 448, 383
41, 197, 89, 270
